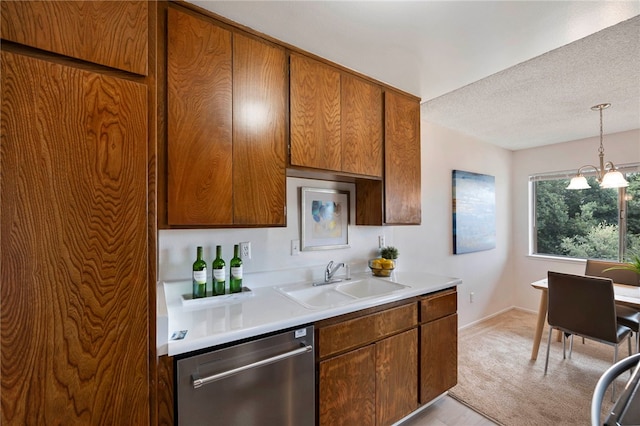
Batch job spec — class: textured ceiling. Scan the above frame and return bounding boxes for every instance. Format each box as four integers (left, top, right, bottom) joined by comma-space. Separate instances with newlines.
423, 15, 640, 149
188, 1, 640, 150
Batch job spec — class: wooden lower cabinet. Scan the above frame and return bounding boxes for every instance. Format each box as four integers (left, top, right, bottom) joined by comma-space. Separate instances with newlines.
319, 345, 376, 426
419, 294, 458, 404
376, 329, 418, 425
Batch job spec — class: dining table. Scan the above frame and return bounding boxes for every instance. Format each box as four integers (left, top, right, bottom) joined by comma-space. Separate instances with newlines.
530, 277, 640, 360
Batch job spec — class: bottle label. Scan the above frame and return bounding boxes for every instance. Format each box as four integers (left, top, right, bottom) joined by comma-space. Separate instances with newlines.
193, 270, 206, 283
213, 268, 226, 281
231, 266, 243, 279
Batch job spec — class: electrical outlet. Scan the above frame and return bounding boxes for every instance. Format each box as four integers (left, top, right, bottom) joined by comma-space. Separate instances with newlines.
291, 239, 300, 256
378, 235, 385, 248
240, 242, 251, 259
470, 292, 475, 303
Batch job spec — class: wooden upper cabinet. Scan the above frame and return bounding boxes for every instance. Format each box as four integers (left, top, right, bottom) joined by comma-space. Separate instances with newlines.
384, 91, 421, 225
290, 53, 342, 172
167, 8, 233, 225
1, 0, 148, 75
232, 33, 287, 226
342, 74, 383, 177
1, 50, 148, 425
165, 8, 287, 227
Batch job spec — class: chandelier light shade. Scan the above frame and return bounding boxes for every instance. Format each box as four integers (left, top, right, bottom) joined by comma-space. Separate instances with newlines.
566, 103, 629, 190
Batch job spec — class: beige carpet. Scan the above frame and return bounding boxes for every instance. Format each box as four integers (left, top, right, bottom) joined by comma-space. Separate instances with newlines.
449, 309, 633, 426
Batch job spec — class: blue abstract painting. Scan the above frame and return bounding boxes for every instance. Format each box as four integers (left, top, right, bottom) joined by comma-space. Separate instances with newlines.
452, 170, 496, 254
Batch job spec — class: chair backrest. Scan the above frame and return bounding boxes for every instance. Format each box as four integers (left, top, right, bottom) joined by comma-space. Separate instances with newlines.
547, 271, 619, 344
585, 259, 640, 286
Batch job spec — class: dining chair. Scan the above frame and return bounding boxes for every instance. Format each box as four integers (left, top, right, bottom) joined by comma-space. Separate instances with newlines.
585, 259, 640, 353
544, 272, 632, 382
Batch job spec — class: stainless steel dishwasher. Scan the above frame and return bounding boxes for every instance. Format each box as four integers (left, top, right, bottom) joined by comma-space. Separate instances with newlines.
176, 325, 315, 425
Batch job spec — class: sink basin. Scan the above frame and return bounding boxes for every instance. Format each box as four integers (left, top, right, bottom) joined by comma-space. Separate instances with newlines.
277, 277, 410, 309
336, 278, 409, 298
276, 283, 356, 309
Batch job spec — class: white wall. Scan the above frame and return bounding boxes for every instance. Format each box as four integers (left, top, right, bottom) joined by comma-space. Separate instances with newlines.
512, 129, 640, 313
158, 113, 515, 328
396, 119, 514, 327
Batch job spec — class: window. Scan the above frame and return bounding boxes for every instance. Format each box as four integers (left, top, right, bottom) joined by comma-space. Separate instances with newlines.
530, 166, 639, 261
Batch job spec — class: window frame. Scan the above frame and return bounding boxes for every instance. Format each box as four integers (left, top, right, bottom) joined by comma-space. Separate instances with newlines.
529, 163, 639, 261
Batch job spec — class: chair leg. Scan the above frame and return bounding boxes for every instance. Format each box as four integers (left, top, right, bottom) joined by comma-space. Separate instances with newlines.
569, 334, 574, 358
544, 326, 553, 375
612, 345, 619, 401
636, 331, 639, 354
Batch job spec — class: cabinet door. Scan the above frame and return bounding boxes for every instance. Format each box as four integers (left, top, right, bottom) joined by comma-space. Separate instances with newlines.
342, 74, 383, 177
376, 329, 418, 426
319, 346, 375, 426
384, 91, 421, 224
1, 0, 148, 75
167, 8, 233, 225
233, 33, 287, 225
420, 314, 458, 404
1, 51, 148, 424
290, 54, 341, 171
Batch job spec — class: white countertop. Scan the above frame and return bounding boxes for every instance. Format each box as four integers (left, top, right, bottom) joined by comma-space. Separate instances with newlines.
158, 270, 461, 356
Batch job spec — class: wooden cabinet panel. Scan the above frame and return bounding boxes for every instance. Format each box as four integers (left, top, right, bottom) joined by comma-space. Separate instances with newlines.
319, 345, 376, 426
342, 75, 383, 177
233, 33, 287, 225
356, 179, 384, 225
1, 0, 148, 75
420, 288, 457, 323
376, 329, 418, 426
384, 91, 421, 224
290, 53, 341, 171
167, 8, 233, 225
318, 303, 417, 359
420, 314, 458, 404
1, 50, 148, 424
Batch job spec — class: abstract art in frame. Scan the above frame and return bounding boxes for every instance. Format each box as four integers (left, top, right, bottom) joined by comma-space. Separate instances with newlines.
452, 170, 496, 254
300, 187, 350, 251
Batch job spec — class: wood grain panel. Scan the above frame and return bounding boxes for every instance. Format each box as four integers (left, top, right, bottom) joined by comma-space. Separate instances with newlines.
233, 33, 287, 225
1, 0, 148, 75
319, 346, 376, 426
1, 51, 148, 424
384, 91, 421, 224
156, 355, 174, 426
318, 303, 417, 359
290, 53, 341, 171
420, 288, 457, 323
167, 8, 233, 225
376, 329, 418, 426
420, 314, 458, 404
342, 74, 383, 177
356, 178, 384, 225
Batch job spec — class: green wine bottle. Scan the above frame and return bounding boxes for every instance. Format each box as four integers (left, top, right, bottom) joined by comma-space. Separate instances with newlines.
192, 246, 207, 299
229, 244, 243, 294
212, 245, 226, 296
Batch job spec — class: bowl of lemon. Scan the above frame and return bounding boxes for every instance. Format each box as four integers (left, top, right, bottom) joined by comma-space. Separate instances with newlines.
369, 258, 395, 277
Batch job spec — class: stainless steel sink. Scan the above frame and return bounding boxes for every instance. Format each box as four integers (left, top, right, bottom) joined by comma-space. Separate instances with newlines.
276, 277, 410, 309
336, 278, 408, 298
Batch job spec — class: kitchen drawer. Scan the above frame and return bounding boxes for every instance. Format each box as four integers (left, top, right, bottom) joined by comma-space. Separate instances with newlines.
419, 288, 457, 323
318, 303, 417, 359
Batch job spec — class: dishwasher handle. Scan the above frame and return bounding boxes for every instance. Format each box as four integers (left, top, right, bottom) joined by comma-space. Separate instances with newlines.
192, 343, 313, 389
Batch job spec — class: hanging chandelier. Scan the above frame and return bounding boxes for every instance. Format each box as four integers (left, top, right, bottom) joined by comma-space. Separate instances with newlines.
566, 103, 629, 190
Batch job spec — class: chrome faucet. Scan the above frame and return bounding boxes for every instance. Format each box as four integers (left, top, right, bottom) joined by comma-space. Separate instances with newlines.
325, 261, 345, 282
313, 261, 350, 286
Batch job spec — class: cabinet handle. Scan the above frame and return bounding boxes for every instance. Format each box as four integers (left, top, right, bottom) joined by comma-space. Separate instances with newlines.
192, 344, 313, 389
